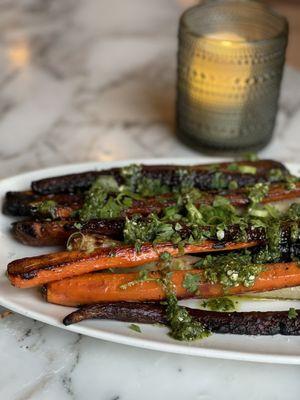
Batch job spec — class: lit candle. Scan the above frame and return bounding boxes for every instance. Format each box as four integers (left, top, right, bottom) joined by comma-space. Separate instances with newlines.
176, 1, 288, 152
206, 31, 246, 42
187, 32, 251, 109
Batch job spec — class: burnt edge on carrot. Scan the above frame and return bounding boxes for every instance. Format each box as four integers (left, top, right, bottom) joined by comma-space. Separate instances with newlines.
11, 219, 124, 246
62, 302, 300, 335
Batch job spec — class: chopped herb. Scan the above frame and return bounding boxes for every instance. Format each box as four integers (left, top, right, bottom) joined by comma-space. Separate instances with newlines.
183, 273, 201, 294
35, 200, 57, 219
228, 180, 238, 190
268, 168, 286, 182
288, 308, 298, 320
160, 252, 172, 261
248, 183, 269, 205
286, 203, 300, 220
176, 169, 196, 190
201, 297, 237, 312
136, 177, 169, 197
79, 176, 123, 221
195, 252, 264, 289
166, 292, 210, 341
120, 164, 142, 191
121, 164, 170, 196
129, 324, 142, 333
73, 222, 83, 230
227, 163, 256, 174
212, 196, 230, 208
185, 201, 203, 224
163, 206, 182, 221
211, 172, 227, 190
237, 165, 257, 175
248, 208, 269, 218
227, 163, 239, 172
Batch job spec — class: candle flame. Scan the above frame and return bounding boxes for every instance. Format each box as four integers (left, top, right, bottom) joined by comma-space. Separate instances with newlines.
7, 40, 30, 68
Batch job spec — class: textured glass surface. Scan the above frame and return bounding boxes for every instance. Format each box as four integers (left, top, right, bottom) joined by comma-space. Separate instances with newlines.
176, 0, 288, 153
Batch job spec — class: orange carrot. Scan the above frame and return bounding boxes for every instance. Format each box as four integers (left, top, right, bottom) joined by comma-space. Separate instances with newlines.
44, 262, 300, 306
7, 240, 257, 288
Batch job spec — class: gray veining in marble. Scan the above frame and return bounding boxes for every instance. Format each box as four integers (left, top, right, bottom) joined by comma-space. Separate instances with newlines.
1, 1, 300, 399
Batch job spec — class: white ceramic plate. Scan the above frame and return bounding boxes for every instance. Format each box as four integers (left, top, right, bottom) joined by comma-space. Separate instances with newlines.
1, 159, 300, 365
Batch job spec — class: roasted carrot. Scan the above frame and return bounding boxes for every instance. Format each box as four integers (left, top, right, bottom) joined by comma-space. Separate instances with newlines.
7, 181, 300, 220
11, 220, 73, 246
62, 302, 300, 335
45, 262, 300, 306
7, 240, 257, 288
31, 160, 288, 195
11, 219, 124, 246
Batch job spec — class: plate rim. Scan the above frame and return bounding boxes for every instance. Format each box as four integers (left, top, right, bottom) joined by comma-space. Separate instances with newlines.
1, 157, 300, 365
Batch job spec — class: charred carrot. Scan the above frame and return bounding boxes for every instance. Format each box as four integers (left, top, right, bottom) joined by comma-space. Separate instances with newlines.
45, 262, 300, 306
7, 179, 300, 220
7, 240, 257, 288
62, 302, 300, 336
12, 219, 124, 246
31, 160, 288, 195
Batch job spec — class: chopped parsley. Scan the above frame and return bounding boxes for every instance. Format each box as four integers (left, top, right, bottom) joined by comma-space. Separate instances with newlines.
79, 176, 123, 221
129, 324, 142, 333
211, 172, 228, 190
183, 273, 201, 294
201, 297, 237, 312
288, 308, 298, 320
73, 222, 83, 230
195, 252, 264, 289
248, 183, 269, 205
35, 200, 57, 219
227, 163, 257, 174
166, 292, 211, 341
160, 251, 172, 261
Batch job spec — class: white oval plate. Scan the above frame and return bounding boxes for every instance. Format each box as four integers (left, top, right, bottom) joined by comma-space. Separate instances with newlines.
1, 158, 300, 365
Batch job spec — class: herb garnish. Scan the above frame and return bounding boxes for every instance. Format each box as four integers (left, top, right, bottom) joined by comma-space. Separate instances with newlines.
79, 176, 123, 221
129, 324, 142, 333
183, 273, 201, 294
227, 163, 257, 175
195, 252, 264, 289
288, 308, 298, 320
166, 292, 210, 341
201, 297, 237, 312
35, 200, 57, 219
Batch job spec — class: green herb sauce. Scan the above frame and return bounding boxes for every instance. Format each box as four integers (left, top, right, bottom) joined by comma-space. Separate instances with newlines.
182, 273, 201, 294
288, 308, 298, 320
129, 323, 142, 333
195, 252, 265, 289
201, 297, 237, 312
166, 292, 210, 341
35, 200, 57, 219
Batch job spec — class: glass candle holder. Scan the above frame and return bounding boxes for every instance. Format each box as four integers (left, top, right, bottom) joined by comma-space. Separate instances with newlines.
176, 0, 288, 153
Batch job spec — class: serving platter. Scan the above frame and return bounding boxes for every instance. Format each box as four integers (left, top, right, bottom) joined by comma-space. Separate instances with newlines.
1, 158, 300, 365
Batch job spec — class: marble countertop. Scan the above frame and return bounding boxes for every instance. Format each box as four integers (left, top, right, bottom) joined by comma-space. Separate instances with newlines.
1, 0, 300, 399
